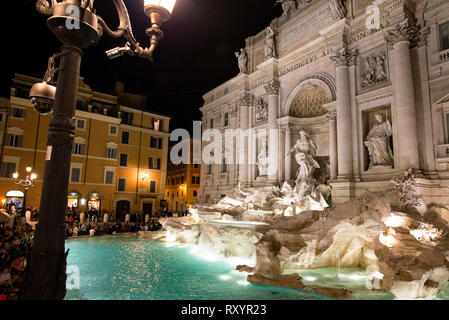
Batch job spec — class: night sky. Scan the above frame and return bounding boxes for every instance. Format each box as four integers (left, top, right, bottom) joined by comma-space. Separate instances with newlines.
4, 0, 283, 132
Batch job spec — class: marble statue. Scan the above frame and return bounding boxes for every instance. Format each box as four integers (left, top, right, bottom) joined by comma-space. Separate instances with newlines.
328, 0, 346, 20
364, 113, 394, 168
255, 98, 268, 122
264, 27, 277, 59
257, 139, 269, 177
276, 0, 297, 16
287, 130, 320, 185
235, 48, 248, 74
362, 53, 388, 87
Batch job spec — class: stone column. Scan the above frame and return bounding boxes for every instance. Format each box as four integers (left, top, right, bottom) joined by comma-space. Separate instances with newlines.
284, 127, 292, 181
385, 19, 420, 170
327, 111, 338, 180
238, 93, 254, 186
331, 48, 355, 180
265, 80, 280, 182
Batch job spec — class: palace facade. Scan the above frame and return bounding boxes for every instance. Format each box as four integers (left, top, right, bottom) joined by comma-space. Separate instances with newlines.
199, 0, 449, 205
0, 74, 170, 217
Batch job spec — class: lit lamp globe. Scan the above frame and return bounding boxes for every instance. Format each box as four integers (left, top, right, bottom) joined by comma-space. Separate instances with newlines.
12, 172, 19, 179
26, 166, 33, 173
144, 0, 176, 25
31, 173, 37, 181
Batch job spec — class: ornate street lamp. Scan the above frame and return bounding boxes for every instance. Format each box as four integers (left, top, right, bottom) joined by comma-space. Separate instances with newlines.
24, 0, 176, 300
12, 166, 37, 213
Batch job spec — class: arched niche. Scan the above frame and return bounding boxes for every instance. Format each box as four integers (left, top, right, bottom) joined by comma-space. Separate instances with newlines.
283, 73, 336, 118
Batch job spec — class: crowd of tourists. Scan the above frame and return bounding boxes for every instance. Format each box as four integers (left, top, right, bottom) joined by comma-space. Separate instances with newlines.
0, 222, 33, 300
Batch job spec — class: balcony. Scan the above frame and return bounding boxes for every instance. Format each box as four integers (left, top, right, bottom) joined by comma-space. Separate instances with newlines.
439, 48, 449, 63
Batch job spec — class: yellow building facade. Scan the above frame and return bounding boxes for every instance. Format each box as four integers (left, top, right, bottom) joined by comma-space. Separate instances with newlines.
165, 139, 201, 213
0, 74, 170, 218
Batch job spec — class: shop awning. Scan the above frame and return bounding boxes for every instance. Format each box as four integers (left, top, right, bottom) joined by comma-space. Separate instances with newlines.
6, 190, 24, 198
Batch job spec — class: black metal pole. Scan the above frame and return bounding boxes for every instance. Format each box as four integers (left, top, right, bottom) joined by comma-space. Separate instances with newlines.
23, 185, 28, 213
23, 45, 82, 300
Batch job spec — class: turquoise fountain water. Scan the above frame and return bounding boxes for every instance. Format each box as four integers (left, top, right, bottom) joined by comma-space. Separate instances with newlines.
64, 235, 449, 300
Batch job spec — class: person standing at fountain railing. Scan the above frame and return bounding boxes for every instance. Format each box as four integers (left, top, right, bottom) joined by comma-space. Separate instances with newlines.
287, 130, 320, 186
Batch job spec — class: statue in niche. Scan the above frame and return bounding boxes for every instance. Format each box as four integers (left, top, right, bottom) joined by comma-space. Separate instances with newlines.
276, 0, 297, 16
287, 130, 320, 186
362, 53, 388, 87
364, 113, 394, 168
264, 27, 277, 59
257, 139, 269, 177
235, 48, 248, 74
255, 98, 268, 122
328, 0, 347, 20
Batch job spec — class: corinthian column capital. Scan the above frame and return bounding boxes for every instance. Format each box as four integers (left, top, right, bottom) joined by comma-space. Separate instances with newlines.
384, 18, 420, 49
330, 48, 357, 67
237, 92, 255, 107
264, 80, 280, 95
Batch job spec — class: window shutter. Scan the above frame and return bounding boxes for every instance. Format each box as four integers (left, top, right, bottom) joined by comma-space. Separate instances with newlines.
113, 149, 117, 159
158, 138, 163, 149
157, 158, 161, 170
5, 134, 11, 146
105, 148, 109, 158
17, 135, 23, 147
22, 109, 26, 118
149, 157, 153, 169
81, 144, 86, 155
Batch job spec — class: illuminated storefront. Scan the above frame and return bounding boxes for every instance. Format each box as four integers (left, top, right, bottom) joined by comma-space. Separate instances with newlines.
5, 190, 24, 209
67, 192, 80, 208
88, 193, 101, 210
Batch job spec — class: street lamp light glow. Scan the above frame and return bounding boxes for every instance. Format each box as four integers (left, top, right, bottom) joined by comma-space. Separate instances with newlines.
144, 0, 176, 14
31, 173, 37, 181
12, 172, 19, 179
26, 166, 33, 173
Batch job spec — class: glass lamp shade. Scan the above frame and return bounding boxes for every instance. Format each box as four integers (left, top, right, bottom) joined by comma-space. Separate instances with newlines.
12, 172, 19, 179
144, 0, 176, 14
30, 173, 37, 181
26, 166, 33, 173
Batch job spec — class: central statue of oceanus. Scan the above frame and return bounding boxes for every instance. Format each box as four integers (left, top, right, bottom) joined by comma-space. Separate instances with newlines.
287, 130, 320, 186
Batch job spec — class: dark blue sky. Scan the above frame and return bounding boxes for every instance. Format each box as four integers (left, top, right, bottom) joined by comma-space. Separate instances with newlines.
4, 0, 282, 131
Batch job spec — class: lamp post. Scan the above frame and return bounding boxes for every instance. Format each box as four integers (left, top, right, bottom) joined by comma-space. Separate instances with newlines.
12, 166, 37, 213
24, 0, 176, 300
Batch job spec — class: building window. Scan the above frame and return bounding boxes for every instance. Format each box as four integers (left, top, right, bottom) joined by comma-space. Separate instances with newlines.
72, 143, 85, 155
193, 191, 198, 197
10, 107, 26, 118
120, 153, 128, 167
224, 112, 229, 126
71, 168, 81, 183
106, 148, 117, 159
194, 164, 199, 168
149, 157, 161, 170
207, 164, 212, 175
121, 131, 130, 144
105, 170, 114, 185
221, 157, 227, 173
210, 118, 214, 129
150, 137, 163, 149
109, 125, 118, 136
6, 134, 22, 147
118, 178, 126, 192
153, 119, 161, 131
192, 176, 196, 184
440, 21, 449, 51
149, 181, 157, 193
121, 111, 134, 125
76, 119, 86, 130
196, 176, 200, 184
0, 162, 17, 178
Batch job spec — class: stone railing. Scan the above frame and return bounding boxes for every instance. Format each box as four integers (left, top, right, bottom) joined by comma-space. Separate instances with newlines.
439, 48, 449, 63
